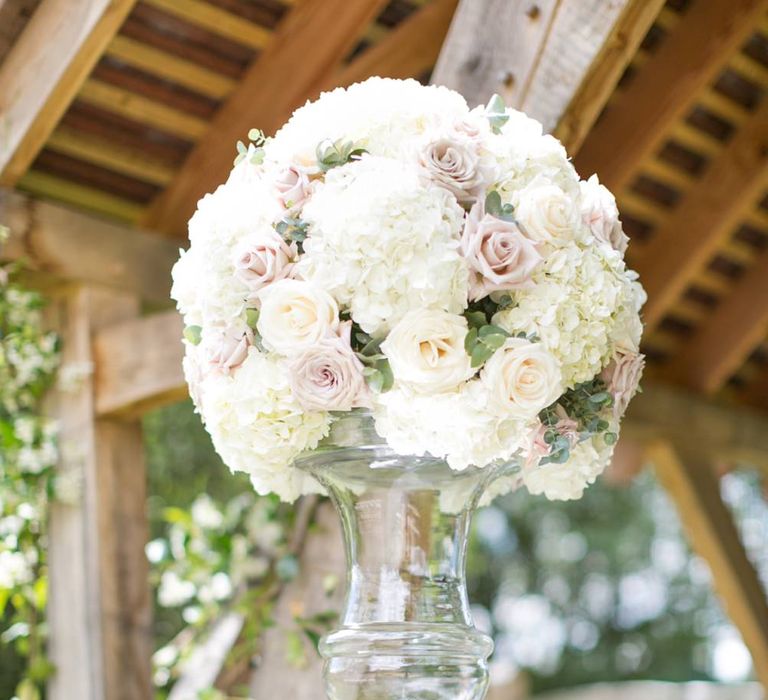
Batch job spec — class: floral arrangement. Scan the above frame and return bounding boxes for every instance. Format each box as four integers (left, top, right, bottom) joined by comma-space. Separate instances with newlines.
0, 224, 60, 699
172, 78, 645, 502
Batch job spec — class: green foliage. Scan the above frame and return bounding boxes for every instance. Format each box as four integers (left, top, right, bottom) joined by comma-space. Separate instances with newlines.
485, 94, 510, 134
183, 325, 202, 345
351, 328, 394, 393
485, 190, 515, 222
0, 252, 60, 700
274, 217, 309, 252
234, 128, 267, 167
315, 139, 366, 173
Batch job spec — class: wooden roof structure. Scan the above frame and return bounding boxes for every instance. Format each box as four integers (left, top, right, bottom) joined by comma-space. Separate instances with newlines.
1, 0, 768, 697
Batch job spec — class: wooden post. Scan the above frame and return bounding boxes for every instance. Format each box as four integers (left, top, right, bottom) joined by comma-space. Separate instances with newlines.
47, 285, 153, 700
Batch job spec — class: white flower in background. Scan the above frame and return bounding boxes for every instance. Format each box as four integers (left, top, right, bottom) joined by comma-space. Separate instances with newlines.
191, 496, 224, 529
200, 349, 331, 502
522, 436, 614, 501
481, 338, 562, 419
299, 156, 468, 335
579, 174, 629, 254
257, 279, 339, 355
0, 550, 33, 589
158, 571, 196, 608
515, 178, 582, 246
382, 309, 474, 394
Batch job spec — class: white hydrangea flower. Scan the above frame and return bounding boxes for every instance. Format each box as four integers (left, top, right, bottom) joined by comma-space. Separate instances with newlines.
299, 156, 469, 334
522, 436, 614, 501
373, 381, 526, 471
199, 349, 332, 501
493, 242, 628, 387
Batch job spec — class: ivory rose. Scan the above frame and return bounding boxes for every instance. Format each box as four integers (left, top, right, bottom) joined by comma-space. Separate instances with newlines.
481, 337, 562, 418
461, 200, 542, 300
515, 180, 580, 245
289, 323, 371, 412
274, 164, 313, 213
233, 231, 297, 300
419, 136, 485, 205
257, 279, 339, 355
207, 326, 252, 374
382, 309, 475, 394
601, 348, 645, 419
580, 174, 628, 254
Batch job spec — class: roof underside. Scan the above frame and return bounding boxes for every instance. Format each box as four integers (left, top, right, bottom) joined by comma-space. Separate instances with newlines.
1, 0, 768, 410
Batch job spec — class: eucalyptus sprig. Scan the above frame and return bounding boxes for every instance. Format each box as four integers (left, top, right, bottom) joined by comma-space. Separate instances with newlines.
234, 128, 267, 166
485, 94, 510, 135
275, 217, 309, 252
463, 312, 511, 368
352, 329, 394, 393
316, 138, 367, 173
485, 190, 515, 222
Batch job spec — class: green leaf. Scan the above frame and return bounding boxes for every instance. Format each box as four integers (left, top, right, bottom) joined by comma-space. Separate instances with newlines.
285, 630, 307, 668
183, 325, 202, 345
15, 678, 40, 700
276, 554, 299, 582
471, 343, 494, 368
479, 324, 510, 338
480, 333, 507, 351
364, 368, 384, 393
245, 308, 260, 329
485, 190, 502, 216
604, 432, 618, 445
485, 93, 510, 134
376, 358, 394, 392
464, 311, 487, 330
464, 327, 478, 354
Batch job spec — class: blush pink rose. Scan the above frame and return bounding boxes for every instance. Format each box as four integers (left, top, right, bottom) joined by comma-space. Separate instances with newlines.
208, 326, 252, 374
601, 349, 645, 419
579, 174, 629, 255
289, 322, 371, 412
419, 136, 485, 205
524, 407, 580, 469
233, 231, 297, 301
274, 165, 313, 213
461, 200, 543, 300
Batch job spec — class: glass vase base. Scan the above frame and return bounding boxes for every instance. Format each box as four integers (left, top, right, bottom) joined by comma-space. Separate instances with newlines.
320, 622, 493, 700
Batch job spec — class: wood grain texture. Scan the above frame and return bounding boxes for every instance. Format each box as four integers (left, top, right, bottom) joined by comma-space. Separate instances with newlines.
143, 0, 389, 236
574, 0, 768, 190
634, 97, 768, 331
46, 286, 152, 700
0, 0, 137, 185
649, 441, 768, 686
0, 189, 179, 302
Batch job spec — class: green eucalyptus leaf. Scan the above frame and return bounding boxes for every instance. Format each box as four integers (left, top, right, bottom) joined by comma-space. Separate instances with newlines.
183, 325, 202, 345
470, 343, 493, 368
478, 324, 510, 338
480, 333, 507, 351
464, 327, 478, 354
465, 311, 487, 330
245, 308, 260, 329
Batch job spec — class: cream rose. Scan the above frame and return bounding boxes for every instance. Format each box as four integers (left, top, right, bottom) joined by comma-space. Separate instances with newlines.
481, 337, 562, 418
233, 231, 297, 300
461, 200, 542, 300
601, 348, 644, 419
579, 174, 628, 254
382, 309, 475, 394
419, 136, 485, 205
516, 180, 580, 244
257, 279, 339, 355
289, 323, 371, 412
274, 164, 314, 213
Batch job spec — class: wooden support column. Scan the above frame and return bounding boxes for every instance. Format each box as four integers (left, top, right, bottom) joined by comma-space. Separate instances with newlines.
648, 441, 768, 686
47, 285, 152, 700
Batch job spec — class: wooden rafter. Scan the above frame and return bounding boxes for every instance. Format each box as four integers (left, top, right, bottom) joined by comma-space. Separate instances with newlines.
670, 246, 768, 394
0, 0, 137, 186
574, 0, 768, 191
633, 97, 768, 332
331, 0, 459, 89
648, 441, 768, 685
0, 189, 179, 303
142, 0, 390, 236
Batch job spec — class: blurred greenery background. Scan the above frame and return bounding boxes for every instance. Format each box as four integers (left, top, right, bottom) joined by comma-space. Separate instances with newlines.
2, 399, 764, 697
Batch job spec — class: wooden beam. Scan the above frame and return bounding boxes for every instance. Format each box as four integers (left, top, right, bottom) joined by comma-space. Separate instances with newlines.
332, 0, 458, 89
46, 286, 152, 700
670, 247, 768, 394
0, 189, 179, 304
0, 0, 137, 185
143, 0, 389, 236
551, 0, 666, 153
431, 0, 659, 131
632, 97, 768, 331
94, 310, 186, 418
573, 0, 767, 191
648, 440, 768, 686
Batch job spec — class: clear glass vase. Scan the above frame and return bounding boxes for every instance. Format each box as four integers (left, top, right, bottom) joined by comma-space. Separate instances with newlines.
295, 413, 517, 700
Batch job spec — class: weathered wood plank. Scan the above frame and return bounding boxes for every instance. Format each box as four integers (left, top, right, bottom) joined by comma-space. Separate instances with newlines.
0, 0, 137, 185
0, 189, 179, 303
649, 441, 768, 686
143, 0, 389, 235
46, 286, 152, 700
574, 0, 768, 190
